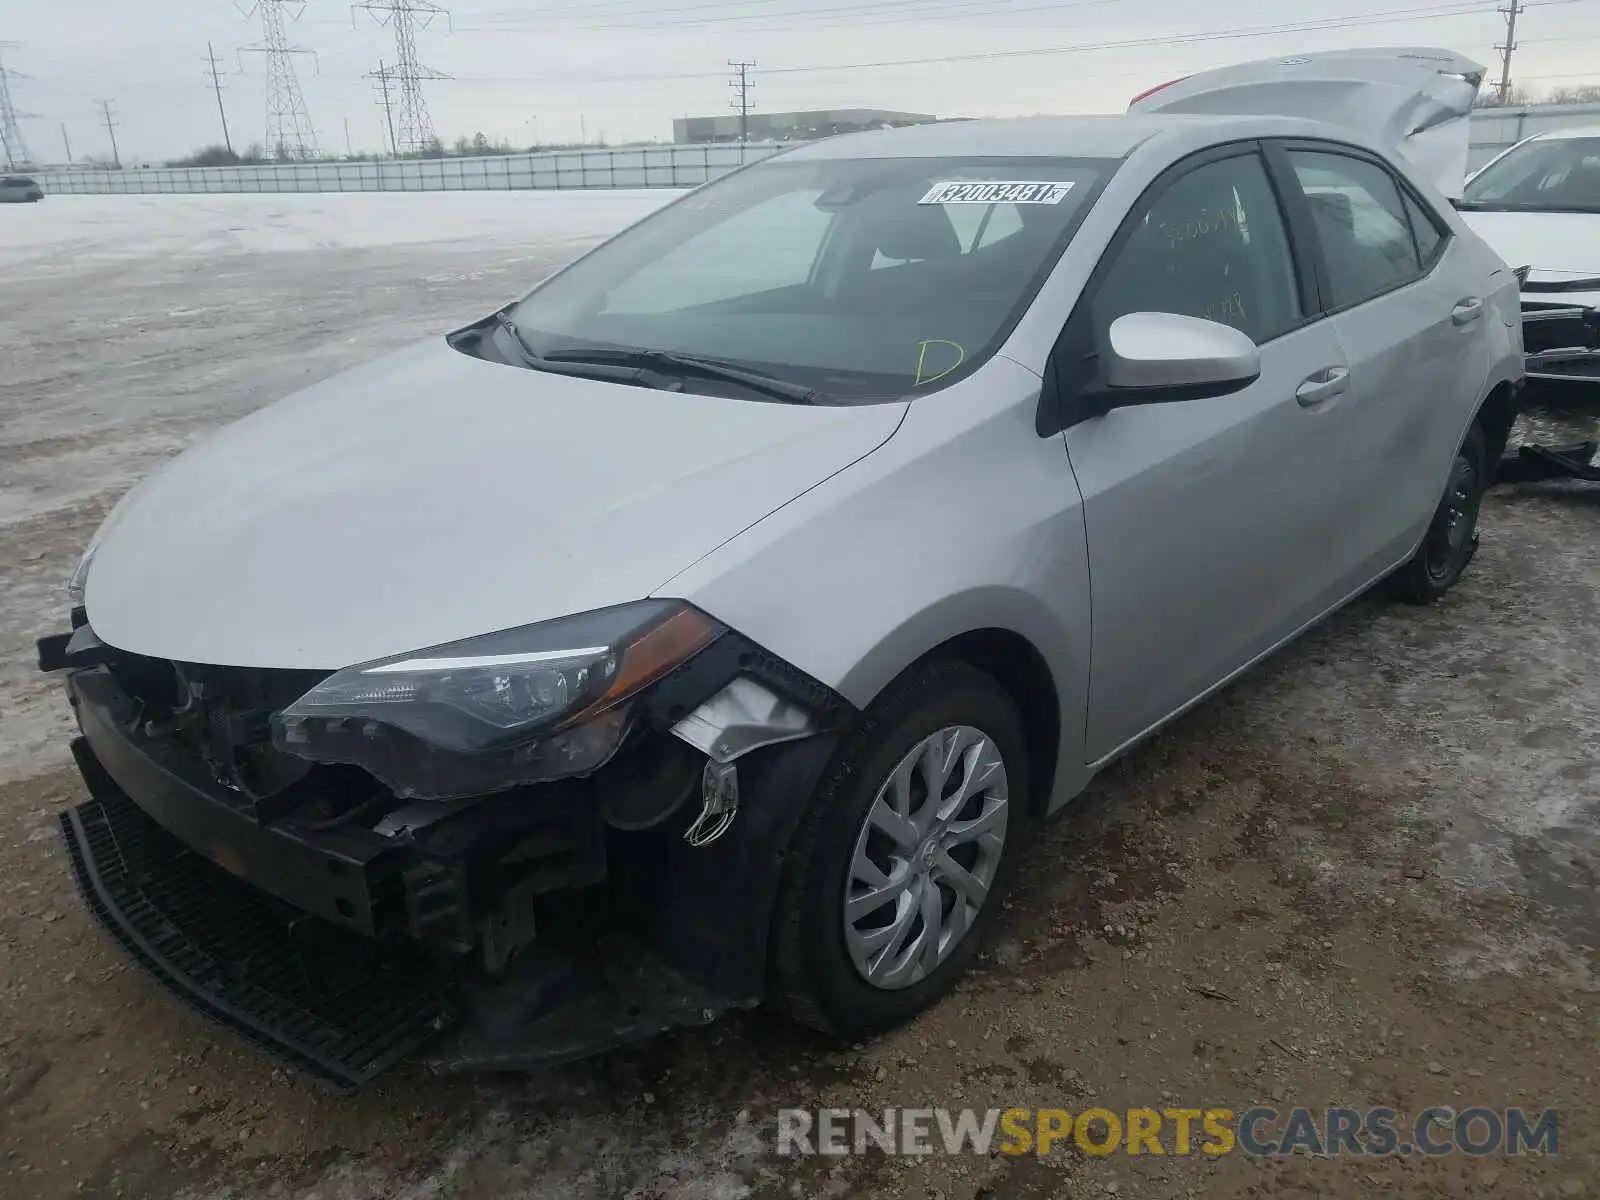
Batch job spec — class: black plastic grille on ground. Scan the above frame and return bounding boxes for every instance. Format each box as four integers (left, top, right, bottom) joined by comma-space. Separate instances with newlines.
60, 790, 455, 1092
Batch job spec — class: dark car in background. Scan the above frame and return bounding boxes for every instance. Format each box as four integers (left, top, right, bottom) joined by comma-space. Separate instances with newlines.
1, 175, 43, 202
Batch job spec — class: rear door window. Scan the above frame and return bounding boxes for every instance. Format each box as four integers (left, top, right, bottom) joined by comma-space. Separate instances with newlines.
1287, 150, 1424, 308
1402, 191, 1446, 266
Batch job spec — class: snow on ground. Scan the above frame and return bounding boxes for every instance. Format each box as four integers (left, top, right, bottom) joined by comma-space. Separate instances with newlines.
0, 190, 677, 782
0, 189, 679, 265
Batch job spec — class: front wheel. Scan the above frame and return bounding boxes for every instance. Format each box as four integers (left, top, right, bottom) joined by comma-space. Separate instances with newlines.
767, 658, 1027, 1037
1390, 423, 1488, 605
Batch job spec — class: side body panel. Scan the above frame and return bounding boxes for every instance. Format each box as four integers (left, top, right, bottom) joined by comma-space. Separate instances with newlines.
1064, 317, 1353, 761
658, 357, 1097, 811
1323, 237, 1493, 579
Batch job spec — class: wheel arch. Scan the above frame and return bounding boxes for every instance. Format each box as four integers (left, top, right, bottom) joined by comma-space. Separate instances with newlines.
1472, 379, 1521, 470
927, 628, 1063, 819
833, 590, 1085, 820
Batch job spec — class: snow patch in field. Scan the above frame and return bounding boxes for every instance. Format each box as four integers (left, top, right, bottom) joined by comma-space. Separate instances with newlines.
0, 190, 681, 264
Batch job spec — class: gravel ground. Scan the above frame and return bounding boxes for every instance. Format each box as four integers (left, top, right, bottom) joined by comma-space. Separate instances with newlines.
0, 195, 1596, 1200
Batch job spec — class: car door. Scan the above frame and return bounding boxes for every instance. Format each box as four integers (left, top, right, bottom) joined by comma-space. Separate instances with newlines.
1056, 144, 1356, 763
1278, 143, 1487, 579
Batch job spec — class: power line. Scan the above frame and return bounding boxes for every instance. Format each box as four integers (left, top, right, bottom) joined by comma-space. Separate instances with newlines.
1496, 0, 1524, 100
452, 0, 1521, 71
208, 0, 1523, 90
729, 59, 754, 143
354, 1, 452, 154
0, 43, 36, 169
204, 40, 235, 155
454, 0, 1123, 33
98, 98, 120, 168
239, 0, 320, 159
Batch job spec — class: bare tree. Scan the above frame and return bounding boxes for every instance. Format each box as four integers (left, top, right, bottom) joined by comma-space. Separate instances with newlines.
1548, 85, 1600, 104
1476, 84, 1537, 108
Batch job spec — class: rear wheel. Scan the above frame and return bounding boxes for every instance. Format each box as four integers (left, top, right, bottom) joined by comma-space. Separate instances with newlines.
768, 658, 1027, 1037
1390, 423, 1487, 604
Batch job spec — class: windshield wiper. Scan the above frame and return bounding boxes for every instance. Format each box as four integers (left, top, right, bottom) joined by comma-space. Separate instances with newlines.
541, 346, 818, 404
492, 312, 681, 389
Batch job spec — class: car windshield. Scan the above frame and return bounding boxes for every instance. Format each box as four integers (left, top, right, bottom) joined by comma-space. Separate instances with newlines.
505, 154, 1110, 400
3, 177, 36, 187
1462, 136, 1600, 213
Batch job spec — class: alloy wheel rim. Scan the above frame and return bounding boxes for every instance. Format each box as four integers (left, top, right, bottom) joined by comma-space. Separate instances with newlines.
842, 725, 1010, 990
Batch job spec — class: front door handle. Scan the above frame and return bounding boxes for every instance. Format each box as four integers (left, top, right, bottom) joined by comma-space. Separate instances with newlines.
1452, 297, 1485, 326
1296, 365, 1350, 407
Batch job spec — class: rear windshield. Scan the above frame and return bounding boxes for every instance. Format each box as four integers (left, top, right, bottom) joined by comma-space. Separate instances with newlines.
507, 155, 1110, 399
1463, 137, 1600, 213
2, 177, 37, 187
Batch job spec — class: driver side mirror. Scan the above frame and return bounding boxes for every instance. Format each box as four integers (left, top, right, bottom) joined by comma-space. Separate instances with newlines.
1102, 312, 1261, 406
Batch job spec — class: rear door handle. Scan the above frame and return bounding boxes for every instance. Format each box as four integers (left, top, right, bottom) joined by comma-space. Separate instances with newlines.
1452, 297, 1485, 326
1295, 365, 1350, 407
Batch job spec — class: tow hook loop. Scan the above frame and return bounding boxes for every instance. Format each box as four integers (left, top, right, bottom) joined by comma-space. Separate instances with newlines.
685, 760, 739, 847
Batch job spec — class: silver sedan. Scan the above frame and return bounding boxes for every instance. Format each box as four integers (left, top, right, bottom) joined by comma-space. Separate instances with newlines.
49, 52, 1524, 1081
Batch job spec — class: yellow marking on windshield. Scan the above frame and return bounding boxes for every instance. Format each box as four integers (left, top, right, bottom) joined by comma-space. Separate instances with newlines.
915, 339, 967, 386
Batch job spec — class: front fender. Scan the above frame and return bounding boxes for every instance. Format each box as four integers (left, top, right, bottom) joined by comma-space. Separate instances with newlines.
660, 358, 1095, 812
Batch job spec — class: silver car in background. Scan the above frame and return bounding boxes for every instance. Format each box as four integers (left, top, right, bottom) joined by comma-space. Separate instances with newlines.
0, 174, 43, 202
1457, 126, 1600, 398
39, 48, 1523, 1088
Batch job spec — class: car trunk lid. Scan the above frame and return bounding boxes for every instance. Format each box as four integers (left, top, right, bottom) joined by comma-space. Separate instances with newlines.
1129, 47, 1486, 199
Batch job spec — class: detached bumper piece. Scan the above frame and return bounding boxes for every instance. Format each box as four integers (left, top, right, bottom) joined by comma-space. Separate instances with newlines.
60, 774, 455, 1093
428, 936, 736, 1073
1496, 439, 1600, 485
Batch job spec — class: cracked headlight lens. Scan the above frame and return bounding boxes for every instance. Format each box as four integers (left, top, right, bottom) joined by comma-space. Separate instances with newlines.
272, 600, 725, 799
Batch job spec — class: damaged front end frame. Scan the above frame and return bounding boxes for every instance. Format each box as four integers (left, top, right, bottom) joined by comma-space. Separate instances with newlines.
1519, 275, 1600, 405
42, 615, 858, 1087
408, 638, 860, 1075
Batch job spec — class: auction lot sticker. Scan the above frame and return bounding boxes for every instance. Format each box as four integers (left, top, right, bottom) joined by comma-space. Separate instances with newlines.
918, 181, 1075, 205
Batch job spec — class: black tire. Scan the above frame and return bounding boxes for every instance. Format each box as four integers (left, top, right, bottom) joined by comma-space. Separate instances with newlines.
1390, 422, 1488, 605
767, 657, 1029, 1037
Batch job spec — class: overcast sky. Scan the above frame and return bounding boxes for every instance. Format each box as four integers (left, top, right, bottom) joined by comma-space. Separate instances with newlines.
8, 0, 1600, 163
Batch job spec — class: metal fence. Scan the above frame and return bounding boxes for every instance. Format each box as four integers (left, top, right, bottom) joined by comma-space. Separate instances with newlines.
38, 109, 1591, 193
35, 142, 789, 196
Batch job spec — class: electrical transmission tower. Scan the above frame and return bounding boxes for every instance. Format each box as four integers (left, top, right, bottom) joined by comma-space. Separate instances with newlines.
354, 1, 451, 155
1495, 0, 1523, 104
0, 44, 38, 169
238, 0, 320, 159
729, 60, 755, 145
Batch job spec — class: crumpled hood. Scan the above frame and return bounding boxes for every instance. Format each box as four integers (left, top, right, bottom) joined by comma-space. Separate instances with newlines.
1459, 209, 1600, 293
85, 337, 906, 668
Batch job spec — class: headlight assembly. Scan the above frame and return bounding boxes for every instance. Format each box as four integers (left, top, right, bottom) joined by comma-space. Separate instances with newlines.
66, 544, 96, 609
271, 600, 725, 799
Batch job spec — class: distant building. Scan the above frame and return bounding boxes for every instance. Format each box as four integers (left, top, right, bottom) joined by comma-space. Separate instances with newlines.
672, 108, 940, 145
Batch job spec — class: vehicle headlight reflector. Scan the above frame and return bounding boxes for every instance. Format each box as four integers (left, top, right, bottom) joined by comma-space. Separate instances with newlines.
271, 600, 724, 799
66, 545, 95, 609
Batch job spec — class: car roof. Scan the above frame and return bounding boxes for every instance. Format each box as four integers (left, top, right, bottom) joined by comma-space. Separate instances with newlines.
1530, 125, 1600, 142
773, 112, 1394, 162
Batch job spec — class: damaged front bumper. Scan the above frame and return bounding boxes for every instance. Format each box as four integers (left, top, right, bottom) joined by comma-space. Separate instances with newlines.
39, 622, 849, 1091
1520, 288, 1600, 404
